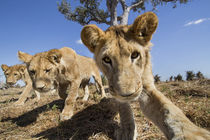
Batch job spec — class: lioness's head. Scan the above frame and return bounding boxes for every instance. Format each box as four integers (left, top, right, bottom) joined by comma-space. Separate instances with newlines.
18, 49, 64, 93
1, 64, 25, 85
81, 12, 158, 102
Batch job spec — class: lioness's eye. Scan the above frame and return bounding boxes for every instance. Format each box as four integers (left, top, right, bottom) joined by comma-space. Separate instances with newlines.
30, 70, 36, 75
45, 69, 51, 73
102, 56, 112, 64
131, 51, 140, 60
14, 73, 18, 76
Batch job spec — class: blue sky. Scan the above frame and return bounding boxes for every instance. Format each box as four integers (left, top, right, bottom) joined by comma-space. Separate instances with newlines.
0, 0, 210, 83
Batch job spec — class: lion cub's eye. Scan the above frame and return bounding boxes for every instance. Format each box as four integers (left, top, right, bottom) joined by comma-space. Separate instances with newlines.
14, 73, 18, 76
102, 56, 112, 64
45, 69, 51, 73
30, 70, 36, 75
131, 51, 140, 60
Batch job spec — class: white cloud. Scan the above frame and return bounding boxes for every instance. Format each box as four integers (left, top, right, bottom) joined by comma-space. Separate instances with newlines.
76, 39, 83, 45
184, 18, 210, 26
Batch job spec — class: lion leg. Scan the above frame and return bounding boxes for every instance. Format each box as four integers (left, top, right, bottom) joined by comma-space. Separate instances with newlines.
115, 101, 137, 140
139, 88, 210, 140
82, 85, 89, 101
14, 83, 33, 105
141, 61, 210, 139
58, 83, 68, 100
93, 75, 106, 98
60, 81, 80, 121
80, 79, 90, 101
34, 90, 40, 101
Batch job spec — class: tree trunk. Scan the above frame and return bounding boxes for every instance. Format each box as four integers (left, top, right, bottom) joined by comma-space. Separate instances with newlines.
107, 0, 119, 26
120, 8, 129, 25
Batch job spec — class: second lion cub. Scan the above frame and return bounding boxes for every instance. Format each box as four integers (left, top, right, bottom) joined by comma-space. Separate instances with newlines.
18, 47, 106, 120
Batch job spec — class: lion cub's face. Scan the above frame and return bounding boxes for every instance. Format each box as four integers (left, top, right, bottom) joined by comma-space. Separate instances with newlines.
1, 64, 25, 85
18, 50, 61, 93
95, 36, 146, 102
81, 12, 158, 102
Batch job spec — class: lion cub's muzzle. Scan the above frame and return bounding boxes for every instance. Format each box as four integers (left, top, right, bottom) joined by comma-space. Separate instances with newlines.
6, 81, 16, 86
6, 79, 17, 85
109, 81, 143, 102
33, 78, 55, 93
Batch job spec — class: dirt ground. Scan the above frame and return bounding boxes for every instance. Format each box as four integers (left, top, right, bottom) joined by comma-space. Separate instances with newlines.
0, 80, 209, 140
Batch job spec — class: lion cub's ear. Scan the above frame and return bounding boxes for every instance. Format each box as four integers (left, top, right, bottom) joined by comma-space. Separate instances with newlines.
19, 66, 25, 75
81, 24, 105, 53
18, 51, 33, 63
131, 12, 158, 43
47, 49, 62, 64
1, 64, 9, 72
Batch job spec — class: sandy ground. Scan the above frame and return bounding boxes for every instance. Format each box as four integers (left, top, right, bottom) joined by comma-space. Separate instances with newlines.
0, 80, 209, 140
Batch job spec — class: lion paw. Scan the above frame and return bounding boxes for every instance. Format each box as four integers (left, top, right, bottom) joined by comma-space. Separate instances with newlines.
14, 101, 25, 106
59, 111, 73, 121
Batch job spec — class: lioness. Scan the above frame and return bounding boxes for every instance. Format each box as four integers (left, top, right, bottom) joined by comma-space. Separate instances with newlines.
18, 47, 106, 121
81, 12, 210, 140
1, 64, 40, 105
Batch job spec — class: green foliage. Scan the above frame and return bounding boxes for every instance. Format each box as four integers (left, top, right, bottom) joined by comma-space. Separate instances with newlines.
101, 74, 108, 86
184, 96, 190, 103
154, 74, 161, 83
169, 76, 173, 81
58, 0, 109, 25
57, 0, 190, 26
160, 85, 169, 92
196, 71, 205, 80
46, 104, 50, 110
52, 104, 58, 111
186, 71, 195, 81
174, 74, 183, 81
131, 0, 146, 12
146, 0, 190, 9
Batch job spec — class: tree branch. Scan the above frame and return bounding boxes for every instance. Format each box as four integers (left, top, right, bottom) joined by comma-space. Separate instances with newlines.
106, 0, 112, 12
128, 0, 144, 10
106, 0, 118, 25
119, 0, 127, 11
90, 10, 111, 25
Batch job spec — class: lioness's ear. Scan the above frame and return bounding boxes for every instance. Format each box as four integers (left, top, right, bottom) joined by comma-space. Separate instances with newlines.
81, 24, 105, 53
18, 51, 33, 63
47, 49, 62, 64
1, 64, 9, 72
131, 12, 158, 43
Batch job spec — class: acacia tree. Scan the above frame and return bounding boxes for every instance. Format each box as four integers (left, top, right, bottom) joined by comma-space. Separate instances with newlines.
186, 71, 195, 81
196, 71, 205, 80
169, 76, 173, 81
58, 0, 190, 26
154, 74, 161, 83
174, 74, 183, 81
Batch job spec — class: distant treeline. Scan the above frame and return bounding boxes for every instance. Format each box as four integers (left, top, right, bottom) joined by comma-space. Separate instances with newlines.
154, 71, 206, 83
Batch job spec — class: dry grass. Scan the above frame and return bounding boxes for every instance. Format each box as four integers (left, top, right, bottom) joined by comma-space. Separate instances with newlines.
0, 79, 209, 140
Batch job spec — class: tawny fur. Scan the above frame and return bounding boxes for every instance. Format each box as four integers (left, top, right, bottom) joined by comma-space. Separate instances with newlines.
18, 47, 106, 121
81, 12, 210, 140
1, 64, 40, 105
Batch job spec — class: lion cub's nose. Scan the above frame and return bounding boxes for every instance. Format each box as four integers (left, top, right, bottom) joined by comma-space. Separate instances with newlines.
35, 81, 46, 90
7, 81, 15, 85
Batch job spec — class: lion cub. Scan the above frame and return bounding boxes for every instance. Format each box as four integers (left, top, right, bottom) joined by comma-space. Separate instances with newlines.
1, 64, 40, 105
18, 47, 106, 121
81, 12, 210, 139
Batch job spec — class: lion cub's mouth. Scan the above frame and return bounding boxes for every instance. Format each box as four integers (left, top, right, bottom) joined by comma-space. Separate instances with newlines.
34, 81, 58, 93
35, 86, 56, 93
110, 85, 142, 102
121, 93, 135, 97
